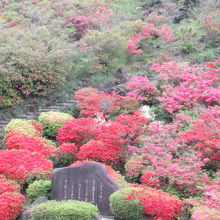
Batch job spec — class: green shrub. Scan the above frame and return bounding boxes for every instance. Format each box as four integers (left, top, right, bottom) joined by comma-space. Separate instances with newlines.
4, 119, 42, 136
110, 187, 145, 220
39, 111, 73, 138
31, 200, 99, 220
26, 180, 51, 201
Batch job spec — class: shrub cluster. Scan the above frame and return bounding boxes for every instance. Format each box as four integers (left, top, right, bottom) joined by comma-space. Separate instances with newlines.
26, 179, 51, 201
39, 111, 73, 138
31, 200, 99, 220
110, 185, 183, 220
0, 175, 25, 220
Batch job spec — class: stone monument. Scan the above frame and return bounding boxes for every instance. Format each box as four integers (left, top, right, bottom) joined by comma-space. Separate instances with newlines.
51, 162, 119, 216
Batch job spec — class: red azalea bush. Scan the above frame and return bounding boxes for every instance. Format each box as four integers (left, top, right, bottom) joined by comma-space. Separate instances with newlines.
6, 131, 57, 158
124, 185, 183, 220
115, 112, 148, 143
59, 143, 77, 155
0, 175, 20, 194
0, 192, 25, 220
75, 88, 140, 119
125, 76, 157, 102
77, 140, 120, 166
0, 150, 53, 183
64, 0, 113, 37
0, 175, 25, 220
127, 24, 174, 55
57, 117, 98, 146
180, 106, 220, 167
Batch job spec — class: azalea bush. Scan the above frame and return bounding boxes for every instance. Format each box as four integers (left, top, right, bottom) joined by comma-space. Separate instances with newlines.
127, 23, 174, 55
0, 175, 25, 220
125, 121, 211, 196
0, 150, 53, 183
180, 106, 220, 167
5, 131, 57, 158
110, 185, 183, 220
150, 59, 220, 113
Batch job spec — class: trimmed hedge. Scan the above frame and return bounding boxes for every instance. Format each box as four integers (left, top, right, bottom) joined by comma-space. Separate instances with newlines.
39, 111, 73, 138
26, 180, 51, 201
110, 187, 145, 220
31, 200, 99, 220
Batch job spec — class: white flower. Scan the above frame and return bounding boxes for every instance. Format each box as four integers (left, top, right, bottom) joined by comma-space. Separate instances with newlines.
140, 105, 155, 120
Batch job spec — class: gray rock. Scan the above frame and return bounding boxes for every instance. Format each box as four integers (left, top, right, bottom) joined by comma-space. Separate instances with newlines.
18, 208, 32, 220
52, 162, 120, 216
31, 196, 48, 207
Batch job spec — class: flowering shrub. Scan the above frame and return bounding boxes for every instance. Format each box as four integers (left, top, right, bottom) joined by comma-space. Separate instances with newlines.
0, 150, 53, 183
56, 117, 98, 146
125, 121, 211, 195
5, 119, 42, 136
111, 185, 183, 220
125, 76, 157, 103
185, 174, 220, 220
5, 131, 57, 158
64, 0, 113, 37
77, 140, 120, 166
115, 112, 148, 143
201, 10, 220, 43
59, 143, 77, 155
151, 60, 220, 113
181, 106, 220, 167
127, 24, 174, 55
75, 88, 139, 119
0, 175, 25, 220
0, 175, 20, 194
39, 111, 73, 138
0, 192, 25, 220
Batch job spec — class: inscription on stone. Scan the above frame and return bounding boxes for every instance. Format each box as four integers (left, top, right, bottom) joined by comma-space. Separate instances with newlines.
51, 162, 119, 216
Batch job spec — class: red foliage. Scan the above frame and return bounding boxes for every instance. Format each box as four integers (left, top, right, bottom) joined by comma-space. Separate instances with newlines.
75, 88, 140, 119
150, 60, 220, 113
124, 185, 183, 220
128, 24, 174, 55
0, 175, 20, 194
140, 170, 159, 188
76, 140, 120, 166
0, 175, 25, 220
59, 143, 77, 155
115, 112, 148, 143
65, 15, 96, 36
125, 76, 157, 102
0, 192, 25, 220
181, 106, 220, 167
56, 117, 98, 146
0, 150, 53, 183
6, 131, 57, 158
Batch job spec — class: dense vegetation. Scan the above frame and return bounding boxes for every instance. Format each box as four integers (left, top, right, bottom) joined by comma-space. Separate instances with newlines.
0, 0, 219, 219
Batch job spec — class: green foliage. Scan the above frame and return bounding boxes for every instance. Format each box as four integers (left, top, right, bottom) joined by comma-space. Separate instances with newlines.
39, 111, 73, 138
52, 152, 75, 168
31, 200, 99, 220
4, 119, 41, 136
26, 180, 51, 201
82, 29, 127, 73
110, 187, 145, 220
